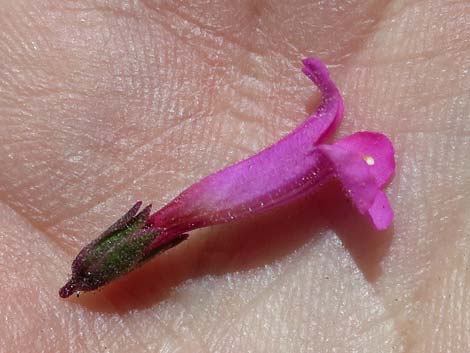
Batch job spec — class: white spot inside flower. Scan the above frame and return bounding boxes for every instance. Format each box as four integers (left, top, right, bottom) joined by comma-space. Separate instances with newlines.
363, 155, 375, 166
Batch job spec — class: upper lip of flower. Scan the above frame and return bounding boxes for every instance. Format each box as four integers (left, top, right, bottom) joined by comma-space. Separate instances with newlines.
60, 57, 395, 297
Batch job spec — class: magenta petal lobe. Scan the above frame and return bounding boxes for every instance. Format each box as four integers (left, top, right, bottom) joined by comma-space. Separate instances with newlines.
367, 190, 393, 230
316, 144, 379, 214
316, 132, 395, 229
299, 58, 344, 144
333, 132, 395, 187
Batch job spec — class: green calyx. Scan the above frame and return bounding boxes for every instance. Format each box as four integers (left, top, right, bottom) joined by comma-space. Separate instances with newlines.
60, 202, 159, 298
60, 201, 189, 298
80, 203, 153, 273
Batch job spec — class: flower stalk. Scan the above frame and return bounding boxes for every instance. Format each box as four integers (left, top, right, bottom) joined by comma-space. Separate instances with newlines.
60, 58, 395, 298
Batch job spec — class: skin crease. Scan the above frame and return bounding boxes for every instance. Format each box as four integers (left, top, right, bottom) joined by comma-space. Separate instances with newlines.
0, 0, 469, 352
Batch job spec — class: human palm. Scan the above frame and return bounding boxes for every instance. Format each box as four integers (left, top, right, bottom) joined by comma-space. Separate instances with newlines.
1, 1, 469, 352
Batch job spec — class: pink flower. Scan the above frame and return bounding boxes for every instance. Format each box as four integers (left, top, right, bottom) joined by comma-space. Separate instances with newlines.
60, 58, 395, 298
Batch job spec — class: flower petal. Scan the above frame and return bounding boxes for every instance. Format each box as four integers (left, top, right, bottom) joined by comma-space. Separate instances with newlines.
367, 190, 393, 230
316, 132, 395, 230
315, 144, 379, 214
299, 58, 344, 144
333, 132, 395, 187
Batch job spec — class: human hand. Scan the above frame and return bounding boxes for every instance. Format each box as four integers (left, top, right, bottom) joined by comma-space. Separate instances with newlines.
1, 1, 468, 352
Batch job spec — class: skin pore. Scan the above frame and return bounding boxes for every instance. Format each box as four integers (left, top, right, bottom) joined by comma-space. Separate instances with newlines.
0, 1, 469, 352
